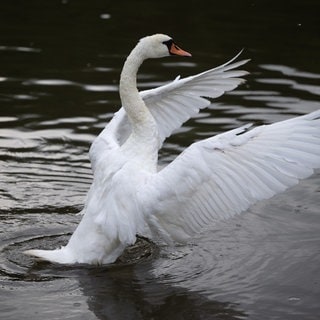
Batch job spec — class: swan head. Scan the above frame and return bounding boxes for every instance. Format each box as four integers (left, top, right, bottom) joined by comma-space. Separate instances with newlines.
138, 34, 192, 59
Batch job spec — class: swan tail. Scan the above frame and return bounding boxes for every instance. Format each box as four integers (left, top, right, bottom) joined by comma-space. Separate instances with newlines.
24, 247, 74, 264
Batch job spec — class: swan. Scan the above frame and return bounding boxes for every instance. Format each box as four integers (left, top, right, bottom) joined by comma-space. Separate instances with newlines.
25, 34, 320, 265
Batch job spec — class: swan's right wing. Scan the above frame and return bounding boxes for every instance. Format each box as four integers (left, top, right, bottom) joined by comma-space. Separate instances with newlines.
141, 53, 249, 145
143, 110, 320, 243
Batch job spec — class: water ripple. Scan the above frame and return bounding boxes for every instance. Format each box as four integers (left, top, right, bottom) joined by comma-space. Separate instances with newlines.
22, 78, 118, 92
0, 46, 41, 53
1, 56, 320, 319
260, 64, 320, 79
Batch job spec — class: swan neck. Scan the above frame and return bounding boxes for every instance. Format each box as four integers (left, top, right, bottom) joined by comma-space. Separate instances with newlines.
119, 46, 155, 133
120, 47, 143, 93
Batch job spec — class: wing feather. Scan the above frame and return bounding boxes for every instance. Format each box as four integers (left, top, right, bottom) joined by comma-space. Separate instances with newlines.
144, 110, 320, 242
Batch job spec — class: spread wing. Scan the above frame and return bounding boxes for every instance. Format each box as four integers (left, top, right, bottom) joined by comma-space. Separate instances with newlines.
89, 53, 249, 167
143, 110, 320, 243
143, 53, 249, 143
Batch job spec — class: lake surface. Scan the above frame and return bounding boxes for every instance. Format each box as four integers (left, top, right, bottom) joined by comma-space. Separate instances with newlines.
1, 0, 320, 319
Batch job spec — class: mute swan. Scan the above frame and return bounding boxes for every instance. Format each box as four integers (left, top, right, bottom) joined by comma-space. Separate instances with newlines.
25, 34, 320, 265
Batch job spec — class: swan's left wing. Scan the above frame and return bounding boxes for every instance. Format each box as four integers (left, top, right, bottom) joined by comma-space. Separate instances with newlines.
143, 110, 320, 243
142, 53, 249, 145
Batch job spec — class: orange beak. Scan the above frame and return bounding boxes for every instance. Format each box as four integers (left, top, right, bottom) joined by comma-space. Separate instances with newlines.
169, 43, 192, 57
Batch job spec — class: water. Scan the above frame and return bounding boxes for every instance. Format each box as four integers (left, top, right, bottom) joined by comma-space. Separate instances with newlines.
1, 0, 320, 319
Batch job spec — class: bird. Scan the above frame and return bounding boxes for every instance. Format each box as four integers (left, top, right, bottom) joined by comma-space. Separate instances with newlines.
24, 34, 320, 265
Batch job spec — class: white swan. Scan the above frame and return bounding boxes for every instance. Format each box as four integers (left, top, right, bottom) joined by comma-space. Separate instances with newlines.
25, 34, 320, 265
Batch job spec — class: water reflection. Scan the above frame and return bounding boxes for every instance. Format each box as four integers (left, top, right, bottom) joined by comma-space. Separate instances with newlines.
82, 265, 246, 320
25, 261, 247, 320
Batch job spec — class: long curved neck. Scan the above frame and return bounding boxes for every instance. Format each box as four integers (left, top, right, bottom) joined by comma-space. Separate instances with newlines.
119, 45, 155, 136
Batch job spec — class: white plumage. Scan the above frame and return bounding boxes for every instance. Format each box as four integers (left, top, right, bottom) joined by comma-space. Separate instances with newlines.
25, 34, 320, 265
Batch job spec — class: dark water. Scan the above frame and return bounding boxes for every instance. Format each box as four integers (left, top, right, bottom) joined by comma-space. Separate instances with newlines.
1, 0, 320, 319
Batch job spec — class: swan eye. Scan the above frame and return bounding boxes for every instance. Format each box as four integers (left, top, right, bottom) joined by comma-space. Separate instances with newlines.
163, 39, 174, 51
